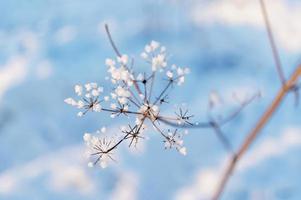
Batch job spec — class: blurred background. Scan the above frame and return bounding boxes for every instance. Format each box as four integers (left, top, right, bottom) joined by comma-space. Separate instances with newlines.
0, 0, 301, 199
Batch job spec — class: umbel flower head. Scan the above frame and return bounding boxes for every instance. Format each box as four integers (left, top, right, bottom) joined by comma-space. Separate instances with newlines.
65, 36, 193, 168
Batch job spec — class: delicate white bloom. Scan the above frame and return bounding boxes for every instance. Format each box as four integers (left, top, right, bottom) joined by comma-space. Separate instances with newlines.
101, 127, 106, 133
74, 84, 83, 96
117, 54, 128, 65
105, 58, 115, 67
85, 93, 91, 98
98, 86, 104, 92
166, 70, 173, 79
65, 39, 191, 168
111, 92, 117, 99
150, 40, 160, 50
91, 89, 100, 97
179, 147, 187, 156
152, 54, 167, 71
92, 103, 102, 112
83, 133, 91, 142
178, 76, 185, 86
64, 98, 77, 106
141, 41, 169, 72
65, 82, 104, 115
118, 97, 128, 105
108, 65, 133, 86
177, 139, 184, 146
77, 100, 84, 108
100, 158, 108, 168
177, 67, 184, 76
88, 162, 94, 168
115, 86, 130, 98
83, 133, 116, 169
85, 83, 92, 91
110, 103, 117, 110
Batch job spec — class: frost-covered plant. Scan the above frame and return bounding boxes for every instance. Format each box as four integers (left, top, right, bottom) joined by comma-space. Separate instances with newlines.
65, 26, 192, 168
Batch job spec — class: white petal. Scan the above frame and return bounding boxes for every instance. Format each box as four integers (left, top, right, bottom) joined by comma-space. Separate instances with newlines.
110, 103, 117, 109
166, 70, 173, 78
85, 93, 92, 98
100, 160, 108, 168
77, 100, 84, 108
93, 104, 102, 112
91, 89, 99, 97
179, 147, 187, 156
101, 127, 106, 133
117, 54, 128, 65
88, 162, 94, 168
83, 133, 91, 142
150, 40, 160, 50
85, 83, 92, 91
64, 97, 76, 105
74, 85, 83, 96
105, 58, 115, 66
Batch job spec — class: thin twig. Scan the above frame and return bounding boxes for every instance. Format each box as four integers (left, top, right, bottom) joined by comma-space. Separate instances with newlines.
219, 92, 260, 126
210, 121, 234, 153
105, 24, 122, 57
260, 0, 300, 106
212, 65, 301, 200
157, 92, 258, 128
259, 0, 286, 85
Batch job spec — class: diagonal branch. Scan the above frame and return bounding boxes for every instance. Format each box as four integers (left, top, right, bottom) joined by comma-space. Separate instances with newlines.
212, 64, 301, 200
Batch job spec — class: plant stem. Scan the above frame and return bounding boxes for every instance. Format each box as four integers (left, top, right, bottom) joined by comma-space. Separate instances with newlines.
212, 64, 301, 200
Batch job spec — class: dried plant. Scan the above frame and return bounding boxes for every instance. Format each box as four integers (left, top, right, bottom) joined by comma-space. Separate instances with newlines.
65, 20, 260, 171
64, 1, 301, 199
65, 24, 194, 168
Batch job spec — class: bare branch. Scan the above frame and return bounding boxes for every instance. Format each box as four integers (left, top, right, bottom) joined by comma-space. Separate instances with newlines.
259, 0, 286, 85
212, 64, 301, 200
104, 24, 122, 57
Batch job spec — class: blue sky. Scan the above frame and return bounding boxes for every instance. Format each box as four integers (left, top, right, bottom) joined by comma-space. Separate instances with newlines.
0, 0, 301, 199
